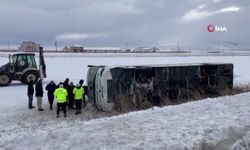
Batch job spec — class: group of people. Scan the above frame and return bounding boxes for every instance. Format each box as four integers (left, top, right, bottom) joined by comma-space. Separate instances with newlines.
27, 78, 86, 117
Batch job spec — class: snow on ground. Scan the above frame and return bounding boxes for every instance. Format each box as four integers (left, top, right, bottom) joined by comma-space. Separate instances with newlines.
2, 53, 250, 84
1, 91, 250, 149
1, 53, 250, 149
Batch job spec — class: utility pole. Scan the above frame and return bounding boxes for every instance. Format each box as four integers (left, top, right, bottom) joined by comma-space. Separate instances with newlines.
8, 40, 10, 50
55, 41, 58, 52
177, 42, 180, 51
125, 41, 128, 50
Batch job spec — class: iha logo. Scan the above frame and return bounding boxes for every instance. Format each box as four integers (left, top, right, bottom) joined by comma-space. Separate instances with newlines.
207, 24, 227, 32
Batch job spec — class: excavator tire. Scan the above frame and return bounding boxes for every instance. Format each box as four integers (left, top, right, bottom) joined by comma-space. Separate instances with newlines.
0, 73, 12, 86
23, 71, 39, 84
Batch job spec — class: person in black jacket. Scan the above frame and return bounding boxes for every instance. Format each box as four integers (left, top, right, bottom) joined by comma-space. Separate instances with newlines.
63, 78, 70, 107
45, 80, 57, 110
67, 82, 75, 110
79, 79, 87, 107
63, 78, 69, 91
35, 79, 44, 111
27, 80, 35, 109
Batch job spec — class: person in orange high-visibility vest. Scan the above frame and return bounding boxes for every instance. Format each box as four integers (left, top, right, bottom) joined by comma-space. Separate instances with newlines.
54, 84, 68, 117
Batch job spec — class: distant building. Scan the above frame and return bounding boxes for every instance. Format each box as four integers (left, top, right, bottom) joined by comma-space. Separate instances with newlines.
125, 49, 132, 52
62, 46, 125, 53
83, 47, 123, 53
19, 41, 40, 52
63, 46, 84, 52
133, 47, 160, 53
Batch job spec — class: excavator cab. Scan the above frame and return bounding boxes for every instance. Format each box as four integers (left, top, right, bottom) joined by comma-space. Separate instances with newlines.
0, 47, 46, 86
11, 53, 37, 72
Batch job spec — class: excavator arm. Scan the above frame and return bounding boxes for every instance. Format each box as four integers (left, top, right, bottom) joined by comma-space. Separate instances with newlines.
39, 47, 47, 79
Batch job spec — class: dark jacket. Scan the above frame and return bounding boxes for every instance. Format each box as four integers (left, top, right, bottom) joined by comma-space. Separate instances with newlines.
27, 83, 34, 95
63, 81, 69, 92
35, 81, 43, 97
45, 83, 57, 97
68, 85, 75, 99
83, 86, 88, 95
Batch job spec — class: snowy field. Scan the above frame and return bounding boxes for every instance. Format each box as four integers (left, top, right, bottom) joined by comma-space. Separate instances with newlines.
1, 53, 250, 149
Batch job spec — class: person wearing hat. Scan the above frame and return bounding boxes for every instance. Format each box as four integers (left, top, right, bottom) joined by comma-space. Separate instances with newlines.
45, 80, 57, 110
54, 84, 68, 117
79, 79, 88, 107
68, 82, 75, 110
73, 83, 85, 115
35, 79, 44, 111
27, 80, 35, 109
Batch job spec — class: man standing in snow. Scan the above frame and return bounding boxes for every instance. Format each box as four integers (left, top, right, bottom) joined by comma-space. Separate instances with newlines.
45, 80, 57, 110
35, 79, 44, 111
63, 78, 70, 107
63, 78, 70, 92
79, 79, 87, 107
54, 84, 68, 117
27, 80, 35, 109
68, 82, 75, 110
73, 83, 84, 115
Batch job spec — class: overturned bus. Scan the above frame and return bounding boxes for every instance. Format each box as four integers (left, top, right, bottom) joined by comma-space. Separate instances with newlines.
87, 63, 233, 112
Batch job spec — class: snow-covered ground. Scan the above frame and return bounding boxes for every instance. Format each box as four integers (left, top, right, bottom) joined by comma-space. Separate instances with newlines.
1, 53, 250, 149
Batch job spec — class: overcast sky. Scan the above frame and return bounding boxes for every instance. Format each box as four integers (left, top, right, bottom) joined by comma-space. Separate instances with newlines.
0, 0, 249, 49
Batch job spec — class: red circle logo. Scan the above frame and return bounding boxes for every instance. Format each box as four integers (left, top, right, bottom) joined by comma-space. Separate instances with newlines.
207, 24, 215, 32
